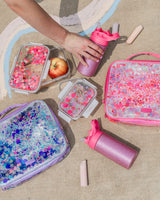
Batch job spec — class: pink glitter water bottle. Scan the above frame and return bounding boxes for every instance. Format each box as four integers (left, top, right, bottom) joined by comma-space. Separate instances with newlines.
77, 23, 119, 77
85, 120, 138, 169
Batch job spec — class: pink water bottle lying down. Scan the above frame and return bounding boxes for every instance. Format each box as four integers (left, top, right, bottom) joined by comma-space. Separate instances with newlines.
85, 120, 138, 169
77, 23, 119, 77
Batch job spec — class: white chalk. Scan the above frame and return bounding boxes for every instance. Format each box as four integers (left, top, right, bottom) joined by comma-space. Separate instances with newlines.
80, 160, 88, 187
126, 25, 144, 44
112, 23, 119, 34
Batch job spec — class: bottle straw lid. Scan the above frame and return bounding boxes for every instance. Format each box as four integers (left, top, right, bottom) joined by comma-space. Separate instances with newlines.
85, 120, 103, 149
90, 28, 120, 46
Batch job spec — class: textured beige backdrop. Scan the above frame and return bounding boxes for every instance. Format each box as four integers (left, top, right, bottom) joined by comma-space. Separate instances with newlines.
0, 0, 160, 200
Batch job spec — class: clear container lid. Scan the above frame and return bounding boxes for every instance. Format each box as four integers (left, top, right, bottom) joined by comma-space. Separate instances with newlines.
9, 43, 50, 93
58, 79, 98, 123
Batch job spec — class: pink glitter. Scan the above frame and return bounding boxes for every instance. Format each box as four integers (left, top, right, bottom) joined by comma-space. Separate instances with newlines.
105, 60, 160, 122
10, 45, 48, 92
60, 81, 95, 118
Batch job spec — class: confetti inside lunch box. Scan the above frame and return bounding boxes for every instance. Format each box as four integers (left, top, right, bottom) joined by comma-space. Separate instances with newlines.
9, 43, 71, 94
0, 100, 70, 190
105, 52, 160, 126
58, 79, 99, 123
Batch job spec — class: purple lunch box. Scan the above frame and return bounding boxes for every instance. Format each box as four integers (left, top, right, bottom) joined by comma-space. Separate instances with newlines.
0, 100, 70, 190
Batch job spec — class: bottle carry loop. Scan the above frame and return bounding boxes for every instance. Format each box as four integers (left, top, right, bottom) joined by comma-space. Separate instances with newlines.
126, 52, 160, 61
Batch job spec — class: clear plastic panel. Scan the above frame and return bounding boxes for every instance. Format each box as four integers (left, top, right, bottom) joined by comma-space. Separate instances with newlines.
0, 100, 68, 188
10, 44, 49, 93
59, 79, 97, 120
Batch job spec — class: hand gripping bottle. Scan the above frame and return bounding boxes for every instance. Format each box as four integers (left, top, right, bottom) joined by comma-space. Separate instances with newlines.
85, 120, 138, 169
77, 23, 119, 77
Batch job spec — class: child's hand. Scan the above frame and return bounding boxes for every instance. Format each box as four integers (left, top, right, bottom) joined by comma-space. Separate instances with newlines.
63, 32, 104, 66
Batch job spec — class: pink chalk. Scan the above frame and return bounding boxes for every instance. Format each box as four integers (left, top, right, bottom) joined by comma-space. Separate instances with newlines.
80, 160, 88, 187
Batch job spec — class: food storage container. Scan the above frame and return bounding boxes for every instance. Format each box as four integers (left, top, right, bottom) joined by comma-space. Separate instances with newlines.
58, 78, 99, 123
9, 43, 71, 94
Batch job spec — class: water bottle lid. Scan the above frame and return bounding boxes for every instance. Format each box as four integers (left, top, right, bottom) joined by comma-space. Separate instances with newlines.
85, 120, 103, 149
90, 29, 119, 46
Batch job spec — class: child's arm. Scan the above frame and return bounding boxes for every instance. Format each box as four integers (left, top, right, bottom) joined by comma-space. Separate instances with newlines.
5, 0, 104, 66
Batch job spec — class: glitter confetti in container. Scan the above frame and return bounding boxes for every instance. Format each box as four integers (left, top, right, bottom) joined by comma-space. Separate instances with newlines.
0, 100, 70, 190
105, 52, 160, 126
58, 79, 99, 123
9, 43, 50, 94
9, 43, 71, 94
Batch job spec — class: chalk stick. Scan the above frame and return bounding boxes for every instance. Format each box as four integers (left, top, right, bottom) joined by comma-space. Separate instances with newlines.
80, 160, 88, 187
112, 23, 119, 34
126, 25, 144, 44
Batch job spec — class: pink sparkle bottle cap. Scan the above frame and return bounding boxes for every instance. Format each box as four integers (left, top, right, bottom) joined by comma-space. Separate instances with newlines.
85, 120, 103, 149
90, 26, 120, 46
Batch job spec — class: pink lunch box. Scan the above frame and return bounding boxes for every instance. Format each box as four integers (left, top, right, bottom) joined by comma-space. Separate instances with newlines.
105, 52, 160, 126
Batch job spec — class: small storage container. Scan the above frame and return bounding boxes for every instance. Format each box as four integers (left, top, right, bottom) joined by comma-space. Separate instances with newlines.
58, 79, 99, 123
9, 43, 71, 94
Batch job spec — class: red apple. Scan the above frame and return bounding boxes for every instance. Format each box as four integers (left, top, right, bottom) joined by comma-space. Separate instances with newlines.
48, 57, 68, 78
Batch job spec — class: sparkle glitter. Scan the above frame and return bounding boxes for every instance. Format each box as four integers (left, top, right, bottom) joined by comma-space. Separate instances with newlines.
0, 100, 70, 188
106, 61, 160, 120
60, 81, 95, 118
10, 45, 49, 92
